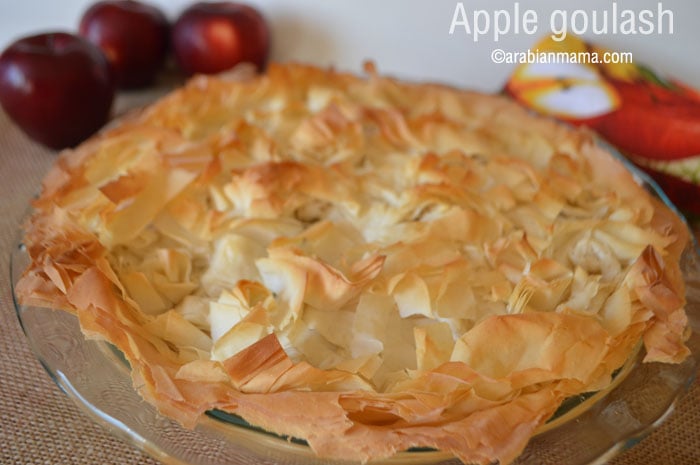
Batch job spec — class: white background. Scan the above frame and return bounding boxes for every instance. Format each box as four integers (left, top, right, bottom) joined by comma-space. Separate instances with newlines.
0, 0, 698, 92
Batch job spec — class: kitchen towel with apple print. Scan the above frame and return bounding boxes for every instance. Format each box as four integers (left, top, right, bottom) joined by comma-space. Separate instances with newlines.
505, 35, 700, 216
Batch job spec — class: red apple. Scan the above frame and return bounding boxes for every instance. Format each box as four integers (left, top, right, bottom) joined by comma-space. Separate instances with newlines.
172, 2, 269, 76
79, 0, 169, 88
0, 32, 114, 150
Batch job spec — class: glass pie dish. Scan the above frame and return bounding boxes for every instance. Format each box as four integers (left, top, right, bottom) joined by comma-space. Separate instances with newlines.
10, 144, 700, 465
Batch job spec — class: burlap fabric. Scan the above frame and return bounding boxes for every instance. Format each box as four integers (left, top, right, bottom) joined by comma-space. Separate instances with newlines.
1, 88, 699, 465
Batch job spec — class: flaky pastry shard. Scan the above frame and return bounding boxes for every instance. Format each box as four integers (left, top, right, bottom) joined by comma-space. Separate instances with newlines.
17, 63, 690, 465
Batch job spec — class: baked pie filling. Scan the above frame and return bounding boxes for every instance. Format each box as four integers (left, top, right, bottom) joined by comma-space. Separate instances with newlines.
17, 63, 689, 465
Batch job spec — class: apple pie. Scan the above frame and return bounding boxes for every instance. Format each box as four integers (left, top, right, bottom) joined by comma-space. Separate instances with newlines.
16, 63, 690, 465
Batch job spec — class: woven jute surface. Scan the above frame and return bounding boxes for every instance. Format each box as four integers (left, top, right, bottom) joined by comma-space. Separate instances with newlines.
1, 87, 699, 465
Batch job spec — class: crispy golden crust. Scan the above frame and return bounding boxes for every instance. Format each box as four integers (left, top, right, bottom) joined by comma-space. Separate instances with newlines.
17, 63, 690, 465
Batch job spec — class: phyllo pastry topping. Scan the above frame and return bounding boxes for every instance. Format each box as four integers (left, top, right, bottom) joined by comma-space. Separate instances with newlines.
17, 63, 690, 465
